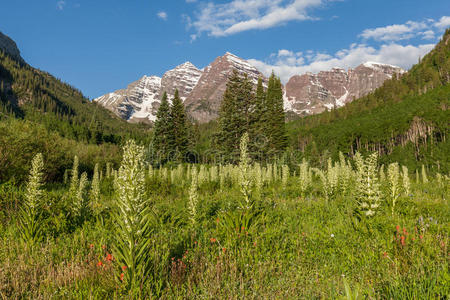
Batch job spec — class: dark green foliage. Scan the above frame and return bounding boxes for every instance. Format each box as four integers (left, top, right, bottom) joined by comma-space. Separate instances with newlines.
264, 72, 288, 156
215, 70, 249, 161
249, 77, 267, 158
169, 90, 189, 161
152, 92, 172, 162
152, 90, 191, 163
215, 71, 288, 162
0, 118, 121, 184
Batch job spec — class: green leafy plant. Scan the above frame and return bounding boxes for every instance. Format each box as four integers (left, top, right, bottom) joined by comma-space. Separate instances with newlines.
112, 140, 153, 295
18, 153, 45, 246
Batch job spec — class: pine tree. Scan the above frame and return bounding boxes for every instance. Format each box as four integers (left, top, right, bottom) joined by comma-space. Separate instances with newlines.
152, 92, 171, 163
216, 70, 254, 162
216, 70, 245, 161
249, 77, 266, 158
264, 72, 287, 157
169, 89, 189, 161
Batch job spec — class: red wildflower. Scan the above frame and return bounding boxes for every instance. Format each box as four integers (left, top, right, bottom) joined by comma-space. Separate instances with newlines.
122, 265, 127, 271
253, 241, 257, 247
105, 253, 113, 262
210, 238, 217, 243
383, 252, 388, 258
396, 225, 400, 233
97, 261, 103, 267
411, 237, 415, 241
216, 217, 220, 223
400, 236, 405, 246
89, 244, 94, 248
403, 228, 408, 235
419, 235, 423, 240
102, 245, 106, 250
222, 247, 226, 253
120, 273, 124, 281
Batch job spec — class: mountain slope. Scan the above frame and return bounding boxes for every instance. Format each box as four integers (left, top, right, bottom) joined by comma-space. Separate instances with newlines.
95, 51, 404, 124
285, 63, 404, 115
184, 52, 268, 123
94, 62, 203, 124
0, 32, 149, 144
287, 29, 450, 172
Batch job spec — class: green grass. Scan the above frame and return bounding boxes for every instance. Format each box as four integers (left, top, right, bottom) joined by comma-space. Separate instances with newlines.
0, 166, 448, 299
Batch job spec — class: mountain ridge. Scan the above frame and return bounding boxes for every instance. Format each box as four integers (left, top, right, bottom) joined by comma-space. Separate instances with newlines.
95, 53, 404, 124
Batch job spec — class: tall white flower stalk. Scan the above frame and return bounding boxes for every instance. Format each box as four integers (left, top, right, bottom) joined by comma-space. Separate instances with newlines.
19, 153, 45, 245
282, 164, 289, 189
239, 133, 253, 209
338, 152, 353, 195
188, 166, 199, 226
401, 166, 410, 196
314, 158, 338, 201
354, 152, 381, 217
421, 165, 428, 183
73, 172, 89, 218
90, 163, 101, 214
112, 140, 152, 292
68, 155, 79, 199
387, 162, 400, 216
298, 158, 312, 197
219, 164, 226, 190
106, 162, 112, 178
253, 162, 263, 200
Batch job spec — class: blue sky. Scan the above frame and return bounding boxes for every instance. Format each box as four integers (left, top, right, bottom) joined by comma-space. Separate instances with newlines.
1, 0, 449, 99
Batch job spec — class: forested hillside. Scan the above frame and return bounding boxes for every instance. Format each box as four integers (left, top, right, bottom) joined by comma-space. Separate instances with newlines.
287, 29, 450, 172
0, 48, 151, 183
0, 50, 149, 144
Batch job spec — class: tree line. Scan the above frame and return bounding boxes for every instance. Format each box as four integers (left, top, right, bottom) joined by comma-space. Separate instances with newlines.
152, 70, 288, 164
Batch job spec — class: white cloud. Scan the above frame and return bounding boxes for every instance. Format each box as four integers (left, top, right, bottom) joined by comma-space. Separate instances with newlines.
248, 42, 434, 83
157, 11, 168, 21
359, 21, 428, 41
189, 0, 323, 38
186, 0, 197, 2
57, 0, 66, 10
434, 16, 450, 29
360, 17, 450, 42
420, 30, 435, 40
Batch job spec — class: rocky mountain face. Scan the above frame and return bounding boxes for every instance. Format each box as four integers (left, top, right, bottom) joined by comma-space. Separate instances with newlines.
285, 62, 405, 115
95, 53, 404, 124
0, 31, 23, 62
184, 52, 267, 123
94, 62, 202, 124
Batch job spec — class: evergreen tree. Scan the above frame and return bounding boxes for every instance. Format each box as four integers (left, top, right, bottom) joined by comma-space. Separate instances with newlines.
152, 92, 171, 163
216, 70, 249, 162
169, 89, 189, 161
249, 77, 266, 158
265, 72, 287, 156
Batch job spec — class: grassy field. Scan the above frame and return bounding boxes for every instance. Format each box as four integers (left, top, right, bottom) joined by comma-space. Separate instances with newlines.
0, 139, 448, 299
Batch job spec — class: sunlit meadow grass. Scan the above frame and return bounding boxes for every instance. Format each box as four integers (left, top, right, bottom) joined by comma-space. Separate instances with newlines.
0, 143, 448, 298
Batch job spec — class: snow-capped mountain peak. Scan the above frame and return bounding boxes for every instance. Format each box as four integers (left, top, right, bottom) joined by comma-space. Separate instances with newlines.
95, 54, 404, 124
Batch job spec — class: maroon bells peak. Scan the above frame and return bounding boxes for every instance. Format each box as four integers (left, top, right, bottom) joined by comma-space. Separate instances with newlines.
95, 53, 404, 124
